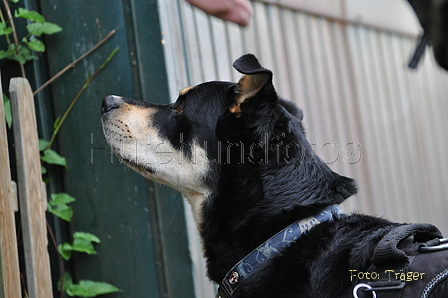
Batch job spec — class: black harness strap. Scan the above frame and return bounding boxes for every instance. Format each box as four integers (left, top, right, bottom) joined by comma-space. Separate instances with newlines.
354, 224, 448, 298
371, 223, 442, 265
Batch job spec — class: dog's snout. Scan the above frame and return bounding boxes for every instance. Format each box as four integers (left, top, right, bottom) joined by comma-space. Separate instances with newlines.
102, 95, 124, 115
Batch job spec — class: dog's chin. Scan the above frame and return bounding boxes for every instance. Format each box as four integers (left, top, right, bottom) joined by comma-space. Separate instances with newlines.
119, 156, 181, 189
120, 157, 156, 175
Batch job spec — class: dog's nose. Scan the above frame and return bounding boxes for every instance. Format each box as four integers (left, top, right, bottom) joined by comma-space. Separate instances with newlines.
102, 95, 124, 114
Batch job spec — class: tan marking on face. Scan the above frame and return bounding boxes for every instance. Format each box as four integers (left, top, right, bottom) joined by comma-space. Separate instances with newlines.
180, 86, 194, 96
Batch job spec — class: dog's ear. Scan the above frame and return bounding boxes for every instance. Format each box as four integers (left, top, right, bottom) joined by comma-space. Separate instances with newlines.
230, 54, 274, 117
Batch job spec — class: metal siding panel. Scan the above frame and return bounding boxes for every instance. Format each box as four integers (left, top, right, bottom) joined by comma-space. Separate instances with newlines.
377, 33, 413, 220
408, 57, 438, 222
306, 16, 339, 164
294, 14, 327, 151
159, 0, 189, 96
347, 26, 393, 213
414, 63, 445, 223
343, 26, 377, 212
266, 0, 421, 37
315, 18, 347, 174
366, 29, 406, 219
180, 2, 203, 85
404, 60, 437, 221
345, 24, 448, 233
225, 22, 246, 82
265, 5, 292, 100
252, 2, 275, 70
390, 36, 430, 222
280, 0, 343, 19
309, 18, 337, 166
329, 23, 370, 211
396, 35, 431, 221
431, 59, 448, 187
432, 61, 448, 227
344, 0, 421, 36
194, 12, 218, 82
412, 53, 448, 225
281, 10, 308, 109
241, 10, 259, 55
210, 20, 233, 81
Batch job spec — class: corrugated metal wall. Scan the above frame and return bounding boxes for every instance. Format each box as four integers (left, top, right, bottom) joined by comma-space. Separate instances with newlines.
159, 1, 448, 296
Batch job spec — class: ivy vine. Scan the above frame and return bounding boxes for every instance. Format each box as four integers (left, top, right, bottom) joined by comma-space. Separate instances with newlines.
1, 0, 120, 297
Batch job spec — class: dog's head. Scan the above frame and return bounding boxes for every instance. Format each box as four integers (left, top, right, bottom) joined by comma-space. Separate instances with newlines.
101, 54, 356, 225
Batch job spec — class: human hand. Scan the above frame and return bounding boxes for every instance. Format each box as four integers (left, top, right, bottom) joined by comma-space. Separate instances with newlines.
186, 0, 253, 27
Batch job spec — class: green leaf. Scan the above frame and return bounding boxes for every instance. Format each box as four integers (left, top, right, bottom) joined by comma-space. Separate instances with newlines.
50, 193, 76, 205
18, 45, 36, 61
48, 193, 75, 222
41, 148, 67, 167
58, 243, 73, 261
57, 232, 101, 260
14, 8, 45, 22
57, 272, 73, 292
8, 44, 36, 64
26, 22, 62, 36
26, 39, 45, 52
49, 201, 73, 221
38, 139, 49, 151
71, 239, 97, 255
71, 232, 101, 255
0, 23, 12, 35
0, 50, 11, 60
66, 280, 120, 297
41, 165, 47, 175
10, 0, 19, 3
0, 48, 16, 61
73, 232, 101, 244
3, 94, 12, 128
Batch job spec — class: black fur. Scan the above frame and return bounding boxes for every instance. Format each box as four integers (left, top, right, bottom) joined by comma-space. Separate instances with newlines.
102, 54, 448, 297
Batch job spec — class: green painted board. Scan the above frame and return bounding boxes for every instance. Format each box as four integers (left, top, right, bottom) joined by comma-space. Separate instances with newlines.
36, 0, 195, 297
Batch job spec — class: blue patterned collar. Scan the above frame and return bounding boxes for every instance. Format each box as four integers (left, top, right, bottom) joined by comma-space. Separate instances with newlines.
216, 204, 345, 298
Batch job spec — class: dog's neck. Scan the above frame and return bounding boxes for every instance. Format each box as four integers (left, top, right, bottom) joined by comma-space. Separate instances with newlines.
195, 158, 356, 282
217, 204, 344, 297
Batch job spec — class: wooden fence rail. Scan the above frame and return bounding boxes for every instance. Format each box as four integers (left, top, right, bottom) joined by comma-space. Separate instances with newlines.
0, 73, 53, 297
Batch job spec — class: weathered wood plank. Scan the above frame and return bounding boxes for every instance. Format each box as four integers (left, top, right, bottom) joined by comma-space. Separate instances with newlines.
10, 77, 52, 298
0, 73, 22, 298
10, 181, 18, 212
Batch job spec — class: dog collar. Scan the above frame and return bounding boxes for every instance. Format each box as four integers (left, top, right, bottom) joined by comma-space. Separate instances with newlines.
216, 204, 345, 298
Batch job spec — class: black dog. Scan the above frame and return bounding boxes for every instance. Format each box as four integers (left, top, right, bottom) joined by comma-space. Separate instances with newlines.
101, 54, 448, 298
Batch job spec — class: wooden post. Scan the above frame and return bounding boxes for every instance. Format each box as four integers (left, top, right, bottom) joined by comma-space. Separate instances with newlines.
10, 78, 52, 298
0, 74, 22, 297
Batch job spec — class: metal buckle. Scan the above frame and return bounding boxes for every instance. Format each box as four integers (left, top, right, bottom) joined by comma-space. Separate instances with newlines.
353, 283, 377, 298
363, 282, 405, 292
420, 238, 448, 252
216, 286, 229, 298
